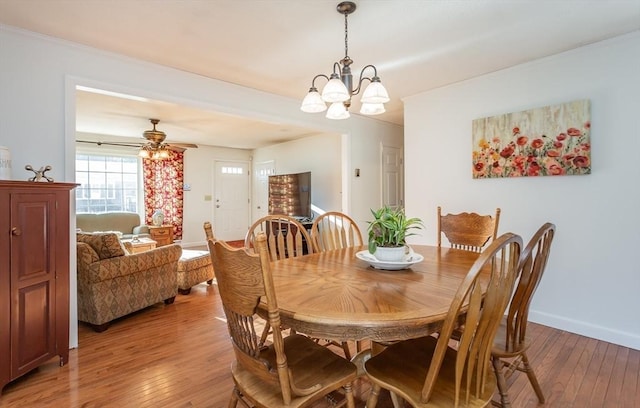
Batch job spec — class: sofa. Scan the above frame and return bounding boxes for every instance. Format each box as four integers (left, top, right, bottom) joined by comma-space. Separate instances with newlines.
76, 212, 150, 239
76, 232, 182, 332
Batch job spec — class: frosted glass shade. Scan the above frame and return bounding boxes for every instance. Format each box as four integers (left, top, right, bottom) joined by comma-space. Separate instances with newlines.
300, 90, 327, 113
360, 103, 386, 115
326, 102, 350, 120
322, 78, 350, 103
361, 81, 390, 104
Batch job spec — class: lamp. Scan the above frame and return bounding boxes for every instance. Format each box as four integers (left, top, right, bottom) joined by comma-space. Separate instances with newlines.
138, 144, 170, 160
301, 1, 389, 119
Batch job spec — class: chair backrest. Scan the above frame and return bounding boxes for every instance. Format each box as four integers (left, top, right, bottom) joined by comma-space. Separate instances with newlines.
311, 211, 363, 252
244, 215, 314, 260
208, 233, 295, 404
422, 232, 522, 405
203, 221, 215, 241
437, 206, 501, 252
504, 222, 555, 349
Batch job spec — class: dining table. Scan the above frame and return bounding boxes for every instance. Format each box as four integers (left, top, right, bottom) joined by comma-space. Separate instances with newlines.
259, 244, 489, 344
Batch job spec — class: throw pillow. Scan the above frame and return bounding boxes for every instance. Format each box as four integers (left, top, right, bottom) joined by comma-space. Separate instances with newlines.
77, 232, 126, 260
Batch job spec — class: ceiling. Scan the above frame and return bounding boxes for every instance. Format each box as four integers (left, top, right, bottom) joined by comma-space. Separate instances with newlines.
1, 0, 639, 149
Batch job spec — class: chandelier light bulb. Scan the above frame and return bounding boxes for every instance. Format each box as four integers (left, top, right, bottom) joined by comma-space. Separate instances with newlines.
360, 103, 386, 116
326, 102, 350, 120
301, 88, 327, 113
361, 79, 390, 104
321, 76, 350, 103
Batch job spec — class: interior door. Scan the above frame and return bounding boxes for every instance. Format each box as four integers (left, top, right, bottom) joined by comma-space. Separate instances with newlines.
213, 161, 250, 241
253, 160, 275, 222
382, 145, 403, 208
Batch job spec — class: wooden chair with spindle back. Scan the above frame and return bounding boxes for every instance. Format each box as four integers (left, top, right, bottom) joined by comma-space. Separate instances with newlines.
437, 206, 501, 252
245, 215, 314, 260
203, 221, 215, 242
364, 232, 522, 408
310, 211, 363, 253
310, 211, 364, 359
491, 222, 555, 407
208, 234, 357, 408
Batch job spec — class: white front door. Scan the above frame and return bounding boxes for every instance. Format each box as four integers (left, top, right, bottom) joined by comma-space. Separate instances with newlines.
214, 160, 250, 241
253, 160, 275, 222
382, 145, 404, 208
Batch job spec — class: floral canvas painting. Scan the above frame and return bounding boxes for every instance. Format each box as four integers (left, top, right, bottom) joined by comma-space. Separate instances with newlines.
472, 99, 591, 178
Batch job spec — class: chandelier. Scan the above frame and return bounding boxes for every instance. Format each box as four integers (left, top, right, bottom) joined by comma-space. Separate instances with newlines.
300, 1, 389, 120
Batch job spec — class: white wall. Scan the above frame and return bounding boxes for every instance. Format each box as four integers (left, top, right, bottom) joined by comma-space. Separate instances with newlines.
181, 145, 251, 247
0, 25, 402, 347
404, 32, 640, 350
252, 133, 342, 215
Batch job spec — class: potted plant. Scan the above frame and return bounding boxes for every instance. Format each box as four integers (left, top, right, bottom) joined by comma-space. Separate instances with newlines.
367, 206, 424, 261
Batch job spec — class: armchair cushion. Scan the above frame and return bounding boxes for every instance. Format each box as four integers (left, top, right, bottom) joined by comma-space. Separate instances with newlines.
77, 232, 126, 260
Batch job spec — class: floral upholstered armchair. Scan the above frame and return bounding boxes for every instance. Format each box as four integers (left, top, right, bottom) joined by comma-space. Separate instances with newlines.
76, 232, 182, 332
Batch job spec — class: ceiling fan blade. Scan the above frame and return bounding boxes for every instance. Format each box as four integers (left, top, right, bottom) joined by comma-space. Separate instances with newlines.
166, 145, 186, 153
77, 140, 142, 148
166, 142, 198, 149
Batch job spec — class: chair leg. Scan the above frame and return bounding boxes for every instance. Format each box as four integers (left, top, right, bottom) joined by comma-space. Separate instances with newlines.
341, 341, 352, 360
521, 352, 545, 403
228, 386, 239, 408
390, 391, 403, 408
344, 382, 356, 408
492, 356, 511, 408
366, 383, 381, 408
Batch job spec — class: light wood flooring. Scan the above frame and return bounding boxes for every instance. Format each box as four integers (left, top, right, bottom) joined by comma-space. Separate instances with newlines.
1, 281, 638, 407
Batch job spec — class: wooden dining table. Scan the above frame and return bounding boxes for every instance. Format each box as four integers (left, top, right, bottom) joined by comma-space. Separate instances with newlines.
260, 245, 488, 344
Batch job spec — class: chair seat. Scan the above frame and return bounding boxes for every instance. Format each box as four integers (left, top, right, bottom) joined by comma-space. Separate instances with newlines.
365, 336, 495, 408
232, 334, 358, 408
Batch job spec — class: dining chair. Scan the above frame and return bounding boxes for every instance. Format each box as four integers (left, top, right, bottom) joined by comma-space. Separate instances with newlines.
491, 222, 555, 407
208, 234, 357, 408
245, 215, 314, 260
310, 211, 363, 252
310, 211, 364, 360
437, 206, 501, 252
203, 221, 215, 241
364, 232, 522, 408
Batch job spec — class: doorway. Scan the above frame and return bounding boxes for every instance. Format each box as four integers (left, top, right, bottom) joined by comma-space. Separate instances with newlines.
213, 160, 250, 241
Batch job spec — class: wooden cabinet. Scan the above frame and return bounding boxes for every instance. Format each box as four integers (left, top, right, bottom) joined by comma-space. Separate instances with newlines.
0, 180, 76, 394
149, 225, 174, 247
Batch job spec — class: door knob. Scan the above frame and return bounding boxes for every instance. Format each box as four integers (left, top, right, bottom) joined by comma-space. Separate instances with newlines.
216, 205, 220, 208
11, 227, 22, 236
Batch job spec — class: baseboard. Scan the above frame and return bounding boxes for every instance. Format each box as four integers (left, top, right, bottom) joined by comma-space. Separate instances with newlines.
529, 310, 640, 351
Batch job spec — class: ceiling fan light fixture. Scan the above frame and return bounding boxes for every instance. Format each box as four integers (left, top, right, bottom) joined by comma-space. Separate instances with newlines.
301, 1, 389, 120
138, 148, 151, 158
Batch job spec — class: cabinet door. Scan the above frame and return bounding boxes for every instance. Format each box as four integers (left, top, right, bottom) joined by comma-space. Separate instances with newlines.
10, 192, 57, 377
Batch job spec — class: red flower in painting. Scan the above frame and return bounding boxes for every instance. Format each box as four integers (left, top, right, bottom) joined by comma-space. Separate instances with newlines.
546, 159, 566, 175
527, 161, 541, 176
557, 133, 567, 141
531, 139, 544, 149
553, 141, 563, 149
573, 155, 590, 168
547, 150, 560, 157
500, 145, 515, 158
474, 162, 484, 172
584, 121, 591, 129
513, 127, 520, 135
516, 136, 528, 146
567, 127, 582, 137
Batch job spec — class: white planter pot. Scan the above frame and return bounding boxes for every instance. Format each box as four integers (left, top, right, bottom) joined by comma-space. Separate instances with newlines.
373, 246, 406, 262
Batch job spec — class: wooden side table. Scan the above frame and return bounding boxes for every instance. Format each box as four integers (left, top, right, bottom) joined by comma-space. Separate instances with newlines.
149, 225, 174, 247
122, 237, 157, 254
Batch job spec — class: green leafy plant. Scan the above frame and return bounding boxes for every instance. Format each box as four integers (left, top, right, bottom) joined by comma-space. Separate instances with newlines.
367, 206, 423, 254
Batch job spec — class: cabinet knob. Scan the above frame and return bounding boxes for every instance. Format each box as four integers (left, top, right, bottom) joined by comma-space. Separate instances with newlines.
11, 227, 22, 236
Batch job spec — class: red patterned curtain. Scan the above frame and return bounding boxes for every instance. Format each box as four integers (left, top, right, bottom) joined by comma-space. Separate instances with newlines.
142, 151, 184, 240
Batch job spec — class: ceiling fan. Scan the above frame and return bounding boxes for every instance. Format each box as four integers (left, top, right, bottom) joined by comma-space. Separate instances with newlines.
77, 118, 198, 158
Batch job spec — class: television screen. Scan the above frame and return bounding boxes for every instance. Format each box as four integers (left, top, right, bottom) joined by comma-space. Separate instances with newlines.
268, 172, 311, 219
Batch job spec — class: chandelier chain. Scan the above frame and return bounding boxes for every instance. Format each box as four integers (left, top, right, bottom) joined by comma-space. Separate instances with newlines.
344, 12, 349, 59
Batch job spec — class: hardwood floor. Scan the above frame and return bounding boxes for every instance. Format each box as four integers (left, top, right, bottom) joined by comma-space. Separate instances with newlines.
0, 281, 637, 407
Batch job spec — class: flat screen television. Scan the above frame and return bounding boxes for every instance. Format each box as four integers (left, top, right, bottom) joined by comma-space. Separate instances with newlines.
268, 172, 311, 220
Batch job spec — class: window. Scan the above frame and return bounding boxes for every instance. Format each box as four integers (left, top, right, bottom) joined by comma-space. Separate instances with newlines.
76, 153, 140, 213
